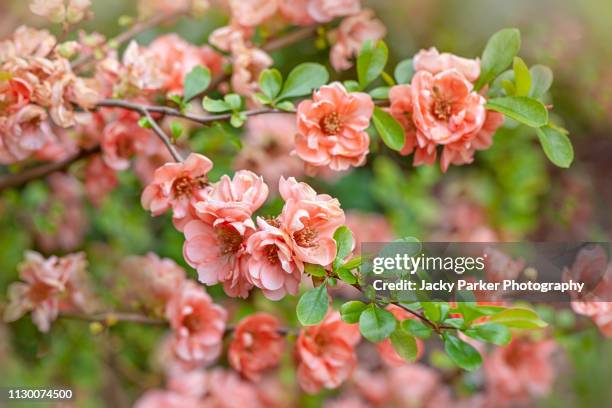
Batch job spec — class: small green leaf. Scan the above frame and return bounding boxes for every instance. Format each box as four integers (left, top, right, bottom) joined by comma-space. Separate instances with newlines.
183, 65, 211, 102
275, 100, 296, 112
422, 302, 441, 322
343, 80, 360, 92
259, 68, 283, 100
336, 268, 357, 284
138, 117, 152, 128
372, 107, 405, 151
278, 63, 329, 100
369, 86, 390, 99
296, 285, 329, 326
394, 58, 414, 84
485, 96, 548, 127
443, 334, 483, 371
203, 97, 231, 113
224, 93, 242, 110
528, 65, 553, 98
401, 319, 432, 339
170, 121, 183, 141
475, 28, 521, 90
501, 79, 516, 96
340, 256, 362, 271
536, 125, 573, 168
359, 304, 397, 342
333, 226, 354, 266
380, 71, 396, 87
390, 327, 418, 362
305, 263, 327, 277
357, 40, 389, 89
512, 57, 531, 97
230, 112, 246, 128
340, 301, 367, 324
488, 307, 548, 329
253, 93, 272, 105
464, 323, 511, 345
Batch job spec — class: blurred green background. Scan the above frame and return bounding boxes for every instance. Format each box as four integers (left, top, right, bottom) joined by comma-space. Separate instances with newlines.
0, 0, 611, 406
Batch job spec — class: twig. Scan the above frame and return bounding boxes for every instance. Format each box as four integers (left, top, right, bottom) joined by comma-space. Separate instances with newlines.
263, 26, 319, 53
142, 109, 184, 162
0, 146, 100, 191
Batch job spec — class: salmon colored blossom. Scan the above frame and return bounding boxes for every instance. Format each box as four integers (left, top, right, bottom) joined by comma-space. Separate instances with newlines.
295, 311, 360, 393
84, 155, 118, 206
413, 47, 481, 83
279, 177, 345, 266
141, 153, 213, 231
134, 390, 201, 408
295, 83, 374, 171
279, 0, 316, 26
30, 0, 92, 25
307, 0, 361, 23
228, 313, 285, 380
165, 281, 227, 364
231, 44, 273, 98
229, 0, 279, 27
202, 369, 263, 407
246, 218, 303, 300
329, 9, 386, 71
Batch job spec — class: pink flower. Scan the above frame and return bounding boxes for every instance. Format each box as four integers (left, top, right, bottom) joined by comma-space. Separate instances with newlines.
279, 0, 316, 26
345, 210, 394, 254
307, 0, 361, 23
0, 26, 56, 60
30, 0, 92, 25
246, 218, 303, 300
484, 338, 557, 406
231, 44, 273, 98
148, 34, 224, 95
233, 114, 304, 191
0, 105, 51, 164
387, 364, 440, 407
209, 24, 253, 53
329, 10, 386, 71
84, 155, 118, 206
116, 41, 166, 97
202, 369, 263, 407
229, 0, 279, 27
100, 110, 156, 170
296, 311, 360, 393
413, 47, 481, 83
141, 153, 214, 231
228, 313, 285, 380
295, 83, 374, 171
165, 281, 227, 364
279, 177, 345, 266
134, 390, 201, 408
376, 305, 424, 367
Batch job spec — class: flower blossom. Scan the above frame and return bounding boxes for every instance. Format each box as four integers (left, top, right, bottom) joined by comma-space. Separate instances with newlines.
307, 0, 361, 23
295, 311, 360, 393
3, 251, 88, 332
228, 313, 285, 380
229, 0, 279, 27
413, 47, 481, 83
231, 42, 273, 98
141, 153, 214, 231
165, 281, 227, 364
30, 0, 92, 25
137, 0, 209, 19
295, 83, 374, 172
329, 9, 386, 71
134, 390, 201, 408
84, 155, 119, 206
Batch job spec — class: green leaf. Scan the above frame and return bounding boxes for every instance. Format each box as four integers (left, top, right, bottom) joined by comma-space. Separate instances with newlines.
305, 263, 327, 277
343, 80, 361, 92
359, 304, 397, 342
230, 112, 246, 128
203, 97, 231, 113
512, 57, 531, 97
340, 256, 362, 271
336, 268, 357, 284
475, 28, 521, 90
357, 40, 389, 89
443, 334, 483, 371
536, 125, 573, 168
278, 63, 329, 100
296, 284, 329, 326
372, 107, 405, 151
259, 68, 283, 100
422, 302, 447, 322
369, 86, 390, 99
401, 319, 433, 339
529, 65, 553, 98
464, 323, 511, 345
170, 121, 183, 141
137, 117, 152, 129
224, 93, 242, 110
390, 327, 418, 362
340, 300, 367, 324
486, 96, 548, 127
333, 226, 354, 267
488, 307, 548, 329
394, 58, 414, 84
275, 100, 296, 112
183, 65, 211, 102
501, 79, 516, 96
253, 93, 272, 105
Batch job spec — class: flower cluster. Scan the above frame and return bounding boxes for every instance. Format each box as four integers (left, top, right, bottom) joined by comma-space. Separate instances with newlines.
389, 48, 505, 172
142, 154, 345, 300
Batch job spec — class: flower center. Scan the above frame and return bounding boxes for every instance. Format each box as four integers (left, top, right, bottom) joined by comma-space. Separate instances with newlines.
265, 216, 281, 228
264, 244, 279, 264
172, 175, 208, 198
183, 313, 203, 333
432, 99, 452, 121
320, 112, 343, 135
293, 226, 318, 248
216, 225, 244, 255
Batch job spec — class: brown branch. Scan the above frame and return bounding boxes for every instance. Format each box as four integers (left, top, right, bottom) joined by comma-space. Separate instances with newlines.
0, 146, 100, 191
263, 25, 319, 53
142, 109, 184, 162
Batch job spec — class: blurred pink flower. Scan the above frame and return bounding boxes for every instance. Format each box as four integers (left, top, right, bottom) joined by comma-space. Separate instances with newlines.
484, 338, 557, 405
483, 247, 525, 282
413, 47, 481, 83
279, 0, 316, 26
116, 41, 166, 97
295, 311, 360, 393
30, 0, 92, 25
229, 0, 279, 27
246, 218, 303, 300
84, 155, 118, 206
0, 26, 56, 60
233, 114, 304, 191
0, 105, 50, 164
344, 210, 394, 253
279, 177, 345, 266
202, 369, 263, 407
387, 364, 440, 407
134, 390, 201, 408
329, 9, 386, 71
141, 153, 214, 231
228, 312, 285, 380
308, 0, 361, 23
295, 83, 374, 171
165, 281, 227, 364
148, 34, 224, 95
137, 0, 209, 19
231, 44, 273, 98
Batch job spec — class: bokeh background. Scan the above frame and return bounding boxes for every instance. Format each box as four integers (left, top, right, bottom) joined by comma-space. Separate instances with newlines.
0, 0, 611, 406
